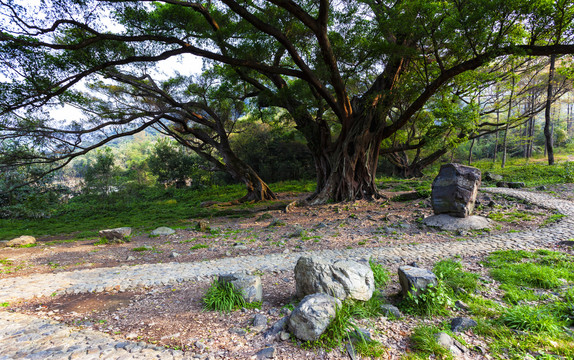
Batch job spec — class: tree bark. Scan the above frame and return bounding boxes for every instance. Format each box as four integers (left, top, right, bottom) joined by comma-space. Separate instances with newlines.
468, 138, 475, 165
545, 54, 556, 165
222, 149, 277, 202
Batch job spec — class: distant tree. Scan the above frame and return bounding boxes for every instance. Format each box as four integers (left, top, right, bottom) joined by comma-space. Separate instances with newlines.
147, 139, 196, 188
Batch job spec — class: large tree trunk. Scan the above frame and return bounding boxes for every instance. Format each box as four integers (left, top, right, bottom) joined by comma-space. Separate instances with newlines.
545, 54, 556, 165
222, 149, 277, 202
501, 74, 516, 169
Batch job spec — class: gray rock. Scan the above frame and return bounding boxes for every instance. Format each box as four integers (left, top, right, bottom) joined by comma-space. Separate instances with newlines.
380, 304, 402, 319
496, 181, 509, 188
0, 240, 7, 248
484, 172, 503, 182
450, 317, 477, 332
398, 266, 438, 297
434, 332, 467, 358
150, 227, 175, 236
6, 236, 36, 247
423, 214, 493, 231
98, 227, 132, 243
126, 256, 136, 261
349, 328, 372, 343
536, 185, 548, 191
454, 300, 470, 311
256, 347, 275, 359
508, 182, 525, 189
431, 163, 481, 218
169, 252, 180, 258
288, 293, 341, 341
279, 331, 290, 341
218, 273, 262, 303
252, 314, 267, 333
294, 256, 375, 301
263, 317, 288, 340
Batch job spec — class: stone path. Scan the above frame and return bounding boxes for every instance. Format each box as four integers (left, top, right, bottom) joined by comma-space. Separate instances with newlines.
1, 188, 573, 359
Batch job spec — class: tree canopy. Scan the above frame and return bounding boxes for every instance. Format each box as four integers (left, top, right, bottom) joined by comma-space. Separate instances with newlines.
1, 0, 574, 202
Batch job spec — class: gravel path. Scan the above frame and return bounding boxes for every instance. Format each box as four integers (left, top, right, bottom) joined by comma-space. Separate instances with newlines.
1, 188, 573, 359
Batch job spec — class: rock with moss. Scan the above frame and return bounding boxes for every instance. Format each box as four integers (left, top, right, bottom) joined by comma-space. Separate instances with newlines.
6, 236, 36, 247
294, 256, 375, 301
398, 265, 438, 297
218, 273, 262, 303
98, 227, 132, 243
288, 293, 341, 341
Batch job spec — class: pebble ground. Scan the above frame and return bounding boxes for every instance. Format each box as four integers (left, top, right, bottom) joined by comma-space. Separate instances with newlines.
1, 188, 573, 359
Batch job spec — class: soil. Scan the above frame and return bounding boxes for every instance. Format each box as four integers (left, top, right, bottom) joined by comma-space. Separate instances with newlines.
1, 186, 572, 359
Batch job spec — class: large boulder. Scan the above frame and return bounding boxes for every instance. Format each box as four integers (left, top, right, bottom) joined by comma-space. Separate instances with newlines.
6, 236, 36, 247
398, 265, 438, 297
218, 273, 262, 303
294, 256, 375, 301
422, 214, 493, 231
98, 227, 132, 243
288, 293, 341, 341
431, 163, 481, 218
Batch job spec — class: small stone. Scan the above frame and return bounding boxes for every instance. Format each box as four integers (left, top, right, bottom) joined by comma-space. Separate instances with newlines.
169, 252, 180, 258
279, 331, 290, 341
194, 341, 206, 351
252, 314, 267, 333
454, 300, 470, 311
508, 182, 525, 189
255, 347, 275, 359
263, 317, 288, 340
380, 304, 402, 319
450, 317, 477, 333
229, 327, 247, 336
196, 220, 210, 232
536, 185, 548, 191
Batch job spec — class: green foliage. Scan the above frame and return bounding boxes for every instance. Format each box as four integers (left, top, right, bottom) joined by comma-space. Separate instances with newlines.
369, 259, 391, 289
485, 250, 574, 290
501, 305, 562, 335
230, 121, 314, 183
400, 282, 453, 317
541, 213, 566, 227
132, 246, 152, 252
408, 325, 453, 360
487, 211, 535, 222
202, 280, 259, 312
147, 139, 210, 188
433, 259, 479, 294
190, 244, 209, 250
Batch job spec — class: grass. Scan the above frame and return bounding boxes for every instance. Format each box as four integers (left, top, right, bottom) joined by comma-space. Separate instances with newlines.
433, 259, 479, 295
190, 244, 209, 250
0, 179, 315, 240
369, 258, 391, 289
487, 210, 535, 222
399, 281, 453, 317
202, 279, 260, 312
408, 325, 453, 360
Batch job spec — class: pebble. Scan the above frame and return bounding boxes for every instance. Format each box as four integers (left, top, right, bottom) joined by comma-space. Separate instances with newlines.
1, 188, 573, 358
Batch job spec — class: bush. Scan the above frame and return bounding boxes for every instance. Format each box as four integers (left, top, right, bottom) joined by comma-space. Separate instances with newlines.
400, 281, 453, 317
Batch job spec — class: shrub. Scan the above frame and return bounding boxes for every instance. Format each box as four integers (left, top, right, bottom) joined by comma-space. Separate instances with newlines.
400, 281, 453, 317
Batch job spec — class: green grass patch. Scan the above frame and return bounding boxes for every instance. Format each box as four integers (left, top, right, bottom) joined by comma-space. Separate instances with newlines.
190, 244, 209, 250
369, 258, 391, 289
408, 325, 453, 360
202, 280, 260, 312
501, 305, 563, 335
433, 259, 479, 295
0, 180, 315, 240
132, 246, 152, 252
399, 281, 453, 317
487, 211, 535, 222
541, 213, 566, 227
